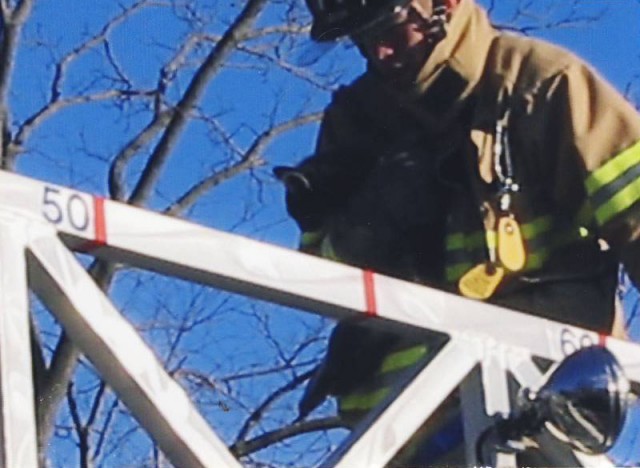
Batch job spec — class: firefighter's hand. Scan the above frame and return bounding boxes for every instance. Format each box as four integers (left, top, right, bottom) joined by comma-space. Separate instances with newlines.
273, 166, 327, 231
273, 166, 312, 193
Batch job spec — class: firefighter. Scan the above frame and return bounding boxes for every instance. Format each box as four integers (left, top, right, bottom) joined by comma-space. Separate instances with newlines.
276, 0, 640, 463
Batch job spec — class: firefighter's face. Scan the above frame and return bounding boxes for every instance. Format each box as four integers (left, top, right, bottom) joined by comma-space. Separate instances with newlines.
353, 1, 434, 86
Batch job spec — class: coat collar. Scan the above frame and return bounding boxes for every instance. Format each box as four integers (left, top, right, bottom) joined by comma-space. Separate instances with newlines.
414, 0, 496, 98
365, 0, 498, 129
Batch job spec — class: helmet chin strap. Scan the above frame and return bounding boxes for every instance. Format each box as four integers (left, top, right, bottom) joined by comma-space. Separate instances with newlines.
411, 0, 450, 45
359, 0, 453, 81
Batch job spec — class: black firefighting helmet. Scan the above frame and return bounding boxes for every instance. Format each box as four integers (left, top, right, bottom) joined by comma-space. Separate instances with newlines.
306, 0, 412, 42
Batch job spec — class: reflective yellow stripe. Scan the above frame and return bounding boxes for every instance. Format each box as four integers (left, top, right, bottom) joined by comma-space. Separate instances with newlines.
446, 231, 484, 251
379, 345, 428, 374
526, 250, 547, 271
320, 236, 340, 261
446, 232, 465, 250
556, 226, 589, 245
521, 216, 552, 239
447, 216, 552, 254
340, 388, 390, 412
585, 140, 640, 195
594, 177, 640, 226
446, 222, 587, 281
340, 346, 429, 414
525, 224, 589, 271
300, 231, 343, 261
300, 230, 324, 248
446, 263, 473, 282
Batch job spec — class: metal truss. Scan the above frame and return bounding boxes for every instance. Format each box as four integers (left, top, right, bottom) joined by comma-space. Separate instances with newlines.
0, 170, 638, 467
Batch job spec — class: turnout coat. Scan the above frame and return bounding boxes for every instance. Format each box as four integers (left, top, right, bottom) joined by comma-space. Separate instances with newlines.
286, 0, 640, 447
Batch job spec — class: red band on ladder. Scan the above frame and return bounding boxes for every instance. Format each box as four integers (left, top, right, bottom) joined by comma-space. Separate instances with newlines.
94, 197, 107, 245
599, 334, 608, 346
363, 270, 377, 316
77, 197, 107, 252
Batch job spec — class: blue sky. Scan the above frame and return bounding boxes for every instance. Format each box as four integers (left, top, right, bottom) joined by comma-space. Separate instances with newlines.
521, 1, 640, 94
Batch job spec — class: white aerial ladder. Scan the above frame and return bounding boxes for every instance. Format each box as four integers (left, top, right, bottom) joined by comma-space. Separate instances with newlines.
0, 170, 638, 467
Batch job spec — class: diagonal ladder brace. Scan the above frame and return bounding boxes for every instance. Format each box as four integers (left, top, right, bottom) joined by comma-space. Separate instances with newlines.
25, 221, 241, 468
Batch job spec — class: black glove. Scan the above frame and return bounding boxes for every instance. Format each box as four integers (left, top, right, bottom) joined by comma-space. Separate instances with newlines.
298, 319, 401, 419
273, 165, 328, 232
274, 147, 377, 231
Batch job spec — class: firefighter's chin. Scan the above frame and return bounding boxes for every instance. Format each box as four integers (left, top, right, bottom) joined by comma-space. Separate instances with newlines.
372, 60, 421, 88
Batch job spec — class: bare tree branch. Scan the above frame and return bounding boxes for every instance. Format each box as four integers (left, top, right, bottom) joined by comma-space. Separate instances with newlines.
492, 0, 606, 35
11, 0, 32, 23
51, 1, 151, 99
245, 23, 310, 40
67, 383, 92, 468
236, 43, 339, 92
230, 417, 346, 458
92, 396, 119, 461
108, 110, 174, 201
0, 0, 32, 169
155, 32, 221, 111
165, 111, 323, 216
128, 0, 269, 206
7, 1, 162, 169
14, 89, 155, 150
0, 1, 31, 99
37, 260, 117, 455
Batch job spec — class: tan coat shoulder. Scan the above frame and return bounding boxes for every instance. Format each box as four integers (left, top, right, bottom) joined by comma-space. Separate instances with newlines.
487, 33, 584, 94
